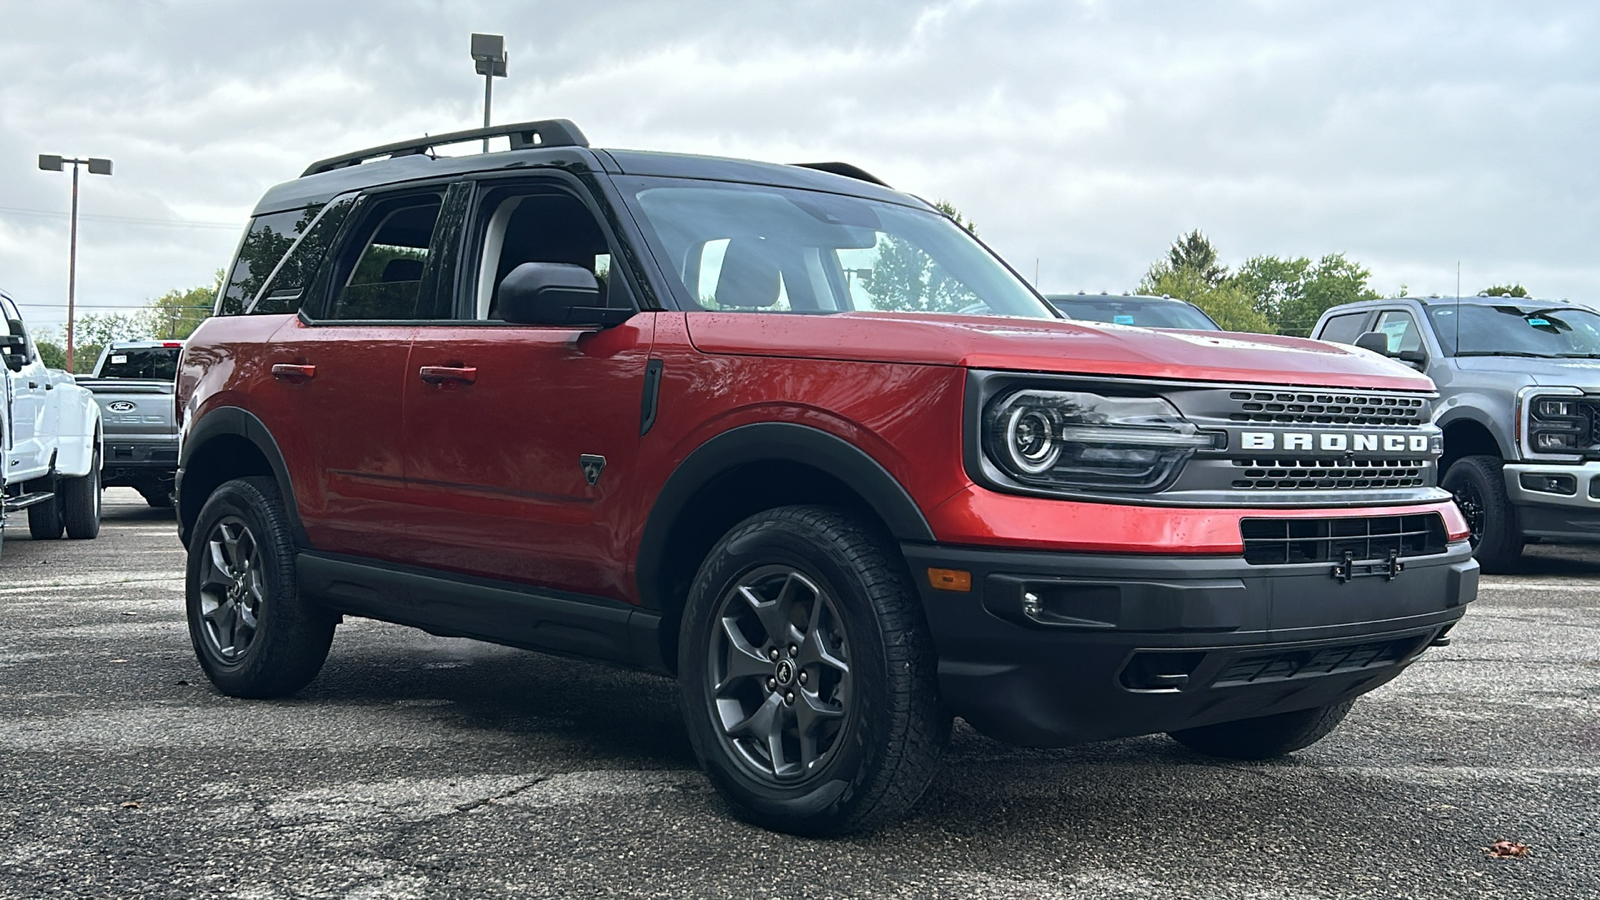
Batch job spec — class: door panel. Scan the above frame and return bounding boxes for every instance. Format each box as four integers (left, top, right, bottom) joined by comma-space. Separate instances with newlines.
399, 316, 655, 598
256, 318, 415, 558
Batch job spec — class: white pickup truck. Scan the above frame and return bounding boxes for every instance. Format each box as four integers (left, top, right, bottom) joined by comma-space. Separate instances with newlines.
1, 290, 103, 557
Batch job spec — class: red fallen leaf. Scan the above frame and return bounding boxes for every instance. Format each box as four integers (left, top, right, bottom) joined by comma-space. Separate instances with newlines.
1484, 840, 1530, 858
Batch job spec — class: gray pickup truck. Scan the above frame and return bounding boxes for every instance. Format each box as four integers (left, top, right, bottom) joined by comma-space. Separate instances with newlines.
1312, 296, 1600, 571
77, 340, 182, 507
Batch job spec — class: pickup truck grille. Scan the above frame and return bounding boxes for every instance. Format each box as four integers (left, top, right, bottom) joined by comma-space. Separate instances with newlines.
1225, 390, 1427, 427
1230, 458, 1428, 490
1240, 513, 1447, 565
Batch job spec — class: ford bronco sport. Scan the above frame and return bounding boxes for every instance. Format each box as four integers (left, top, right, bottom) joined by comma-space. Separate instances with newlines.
176, 120, 1478, 835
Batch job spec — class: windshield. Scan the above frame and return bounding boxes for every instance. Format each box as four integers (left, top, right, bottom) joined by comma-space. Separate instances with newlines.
618, 178, 1055, 319
1047, 296, 1220, 330
98, 346, 181, 380
1427, 304, 1600, 357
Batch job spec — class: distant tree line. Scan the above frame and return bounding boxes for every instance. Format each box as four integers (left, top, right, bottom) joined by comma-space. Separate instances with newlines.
36, 275, 219, 373
1138, 229, 1529, 335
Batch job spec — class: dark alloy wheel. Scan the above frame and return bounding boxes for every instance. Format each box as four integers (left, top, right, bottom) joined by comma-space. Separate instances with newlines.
708, 565, 854, 783
1441, 454, 1522, 573
678, 506, 949, 837
186, 477, 335, 698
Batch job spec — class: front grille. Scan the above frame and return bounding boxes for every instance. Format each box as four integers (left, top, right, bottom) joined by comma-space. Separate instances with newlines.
1214, 636, 1427, 686
1240, 514, 1447, 565
1225, 390, 1426, 426
1230, 458, 1427, 490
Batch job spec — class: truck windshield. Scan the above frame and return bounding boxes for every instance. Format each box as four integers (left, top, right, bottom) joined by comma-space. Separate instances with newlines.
618, 178, 1056, 319
1047, 296, 1221, 330
99, 346, 181, 380
1427, 304, 1600, 357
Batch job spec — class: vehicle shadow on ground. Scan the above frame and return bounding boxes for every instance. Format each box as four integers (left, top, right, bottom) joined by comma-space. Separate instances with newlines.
1510, 543, 1600, 577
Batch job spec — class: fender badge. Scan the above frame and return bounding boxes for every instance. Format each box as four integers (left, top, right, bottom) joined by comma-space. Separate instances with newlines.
580, 454, 606, 486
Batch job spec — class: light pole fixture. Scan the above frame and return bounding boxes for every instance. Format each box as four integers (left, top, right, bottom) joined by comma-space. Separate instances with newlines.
38, 153, 113, 372
470, 33, 508, 152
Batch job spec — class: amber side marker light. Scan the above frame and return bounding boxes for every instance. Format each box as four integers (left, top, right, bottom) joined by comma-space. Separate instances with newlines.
927, 568, 972, 592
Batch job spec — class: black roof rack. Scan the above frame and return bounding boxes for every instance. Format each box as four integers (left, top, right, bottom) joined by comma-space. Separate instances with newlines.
792, 161, 891, 187
300, 119, 589, 177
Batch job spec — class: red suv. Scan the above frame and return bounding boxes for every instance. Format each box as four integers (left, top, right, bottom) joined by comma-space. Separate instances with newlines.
176, 120, 1478, 835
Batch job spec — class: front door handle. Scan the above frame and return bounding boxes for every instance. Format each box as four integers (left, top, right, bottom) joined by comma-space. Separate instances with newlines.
271, 363, 317, 383
418, 366, 477, 386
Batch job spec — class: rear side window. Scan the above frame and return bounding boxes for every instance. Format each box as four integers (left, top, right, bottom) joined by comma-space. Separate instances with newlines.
252, 197, 356, 316
217, 208, 316, 316
99, 346, 181, 380
326, 195, 444, 320
1317, 312, 1372, 345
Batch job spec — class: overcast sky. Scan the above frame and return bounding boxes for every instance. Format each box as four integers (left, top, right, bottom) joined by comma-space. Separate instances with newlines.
2, 0, 1597, 335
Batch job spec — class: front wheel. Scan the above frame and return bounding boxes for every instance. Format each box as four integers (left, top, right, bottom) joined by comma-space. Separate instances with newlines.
678, 506, 950, 836
1168, 699, 1355, 760
186, 476, 335, 698
1442, 455, 1522, 573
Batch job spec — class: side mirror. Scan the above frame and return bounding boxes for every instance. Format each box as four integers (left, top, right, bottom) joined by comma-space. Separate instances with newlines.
497, 262, 632, 328
1, 334, 25, 373
1396, 348, 1428, 366
1353, 331, 1389, 355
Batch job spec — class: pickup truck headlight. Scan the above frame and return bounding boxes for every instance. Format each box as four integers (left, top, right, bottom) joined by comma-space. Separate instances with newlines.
982, 389, 1218, 492
1527, 392, 1591, 454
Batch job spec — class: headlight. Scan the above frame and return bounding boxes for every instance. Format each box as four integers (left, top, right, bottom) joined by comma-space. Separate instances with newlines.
1523, 388, 1592, 458
983, 389, 1219, 492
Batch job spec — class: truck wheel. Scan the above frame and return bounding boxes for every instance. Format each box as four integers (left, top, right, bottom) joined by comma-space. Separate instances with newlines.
27, 476, 63, 540
186, 476, 335, 698
61, 449, 102, 539
1442, 455, 1522, 573
1168, 699, 1355, 760
138, 484, 175, 509
677, 506, 950, 836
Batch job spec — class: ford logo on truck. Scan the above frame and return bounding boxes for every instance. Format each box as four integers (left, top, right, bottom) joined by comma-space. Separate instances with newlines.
107, 401, 136, 413
1240, 431, 1434, 454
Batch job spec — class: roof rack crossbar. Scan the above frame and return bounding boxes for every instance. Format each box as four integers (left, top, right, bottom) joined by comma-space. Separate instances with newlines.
300, 118, 588, 177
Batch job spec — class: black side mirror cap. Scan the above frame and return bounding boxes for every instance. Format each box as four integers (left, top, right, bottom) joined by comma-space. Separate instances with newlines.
497, 262, 634, 328
1352, 331, 1389, 355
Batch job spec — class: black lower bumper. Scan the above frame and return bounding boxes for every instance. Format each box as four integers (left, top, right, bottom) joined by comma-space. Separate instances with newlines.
903, 541, 1479, 747
102, 440, 178, 489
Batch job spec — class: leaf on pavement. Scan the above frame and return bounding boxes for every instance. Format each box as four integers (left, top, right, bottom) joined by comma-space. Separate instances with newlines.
1483, 840, 1530, 858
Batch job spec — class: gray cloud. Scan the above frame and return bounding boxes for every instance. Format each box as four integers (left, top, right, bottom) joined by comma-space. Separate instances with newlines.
2, 0, 1597, 334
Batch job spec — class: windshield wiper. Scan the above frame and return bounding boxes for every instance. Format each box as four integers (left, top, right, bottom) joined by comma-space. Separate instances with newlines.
1454, 351, 1564, 358
1554, 353, 1600, 359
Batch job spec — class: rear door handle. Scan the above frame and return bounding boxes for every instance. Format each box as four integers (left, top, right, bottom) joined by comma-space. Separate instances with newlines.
418, 366, 477, 386
271, 364, 316, 382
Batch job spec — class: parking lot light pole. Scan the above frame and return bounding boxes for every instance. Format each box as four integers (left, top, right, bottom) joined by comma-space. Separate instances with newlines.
38, 153, 113, 372
470, 33, 507, 152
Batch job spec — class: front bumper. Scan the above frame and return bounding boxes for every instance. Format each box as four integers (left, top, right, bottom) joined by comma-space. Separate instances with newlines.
1504, 461, 1600, 541
904, 540, 1478, 747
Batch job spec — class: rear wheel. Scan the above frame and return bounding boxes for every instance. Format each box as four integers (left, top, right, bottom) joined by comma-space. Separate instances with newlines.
1168, 699, 1355, 760
61, 448, 101, 539
678, 506, 949, 836
1442, 454, 1522, 573
27, 476, 63, 540
186, 476, 335, 697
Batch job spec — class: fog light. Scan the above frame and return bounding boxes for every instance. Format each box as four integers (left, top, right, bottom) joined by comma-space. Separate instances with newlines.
1520, 473, 1576, 495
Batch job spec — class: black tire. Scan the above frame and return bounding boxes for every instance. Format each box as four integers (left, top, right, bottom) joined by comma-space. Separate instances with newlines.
138, 483, 175, 509
61, 448, 101, 540
677, 506, 950, 837
185, 476, 335, 698
1442, 454, 1522, 573
27, 476, 63, 540
1168, 699, 1355, 760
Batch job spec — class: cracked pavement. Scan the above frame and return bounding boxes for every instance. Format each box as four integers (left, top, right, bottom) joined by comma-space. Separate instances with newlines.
1, 489, 1596, 898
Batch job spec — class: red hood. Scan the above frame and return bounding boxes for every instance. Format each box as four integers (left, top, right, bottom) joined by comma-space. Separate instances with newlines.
685, 312, 1434, 391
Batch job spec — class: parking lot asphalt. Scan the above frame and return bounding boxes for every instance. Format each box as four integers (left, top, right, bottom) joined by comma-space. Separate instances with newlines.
1, 489, 1596, 899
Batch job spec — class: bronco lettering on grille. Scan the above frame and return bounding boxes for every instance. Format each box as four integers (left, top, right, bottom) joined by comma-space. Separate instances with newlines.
1240, 432, 1431, 453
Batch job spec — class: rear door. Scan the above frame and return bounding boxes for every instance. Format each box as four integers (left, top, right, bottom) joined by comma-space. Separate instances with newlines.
255, 186, 461, 559
396, 175, 655, 599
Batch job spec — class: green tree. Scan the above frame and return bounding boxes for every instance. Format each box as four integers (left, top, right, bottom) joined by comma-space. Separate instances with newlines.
1480, 283, 1529, 298
1159, 229, 1227, 287
1139, 266, 1274, 333
1233, 253, 1380, 336
145, 273, 220, 340
862, 200, 981, 313
33, 274, 219, 372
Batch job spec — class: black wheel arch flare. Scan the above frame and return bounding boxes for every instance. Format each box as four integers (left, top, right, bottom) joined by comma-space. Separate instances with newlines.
634, 422, 936, 612
176, 406, 305, 549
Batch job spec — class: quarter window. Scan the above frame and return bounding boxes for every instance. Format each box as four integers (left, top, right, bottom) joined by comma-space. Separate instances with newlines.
217, 209, 315, 316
